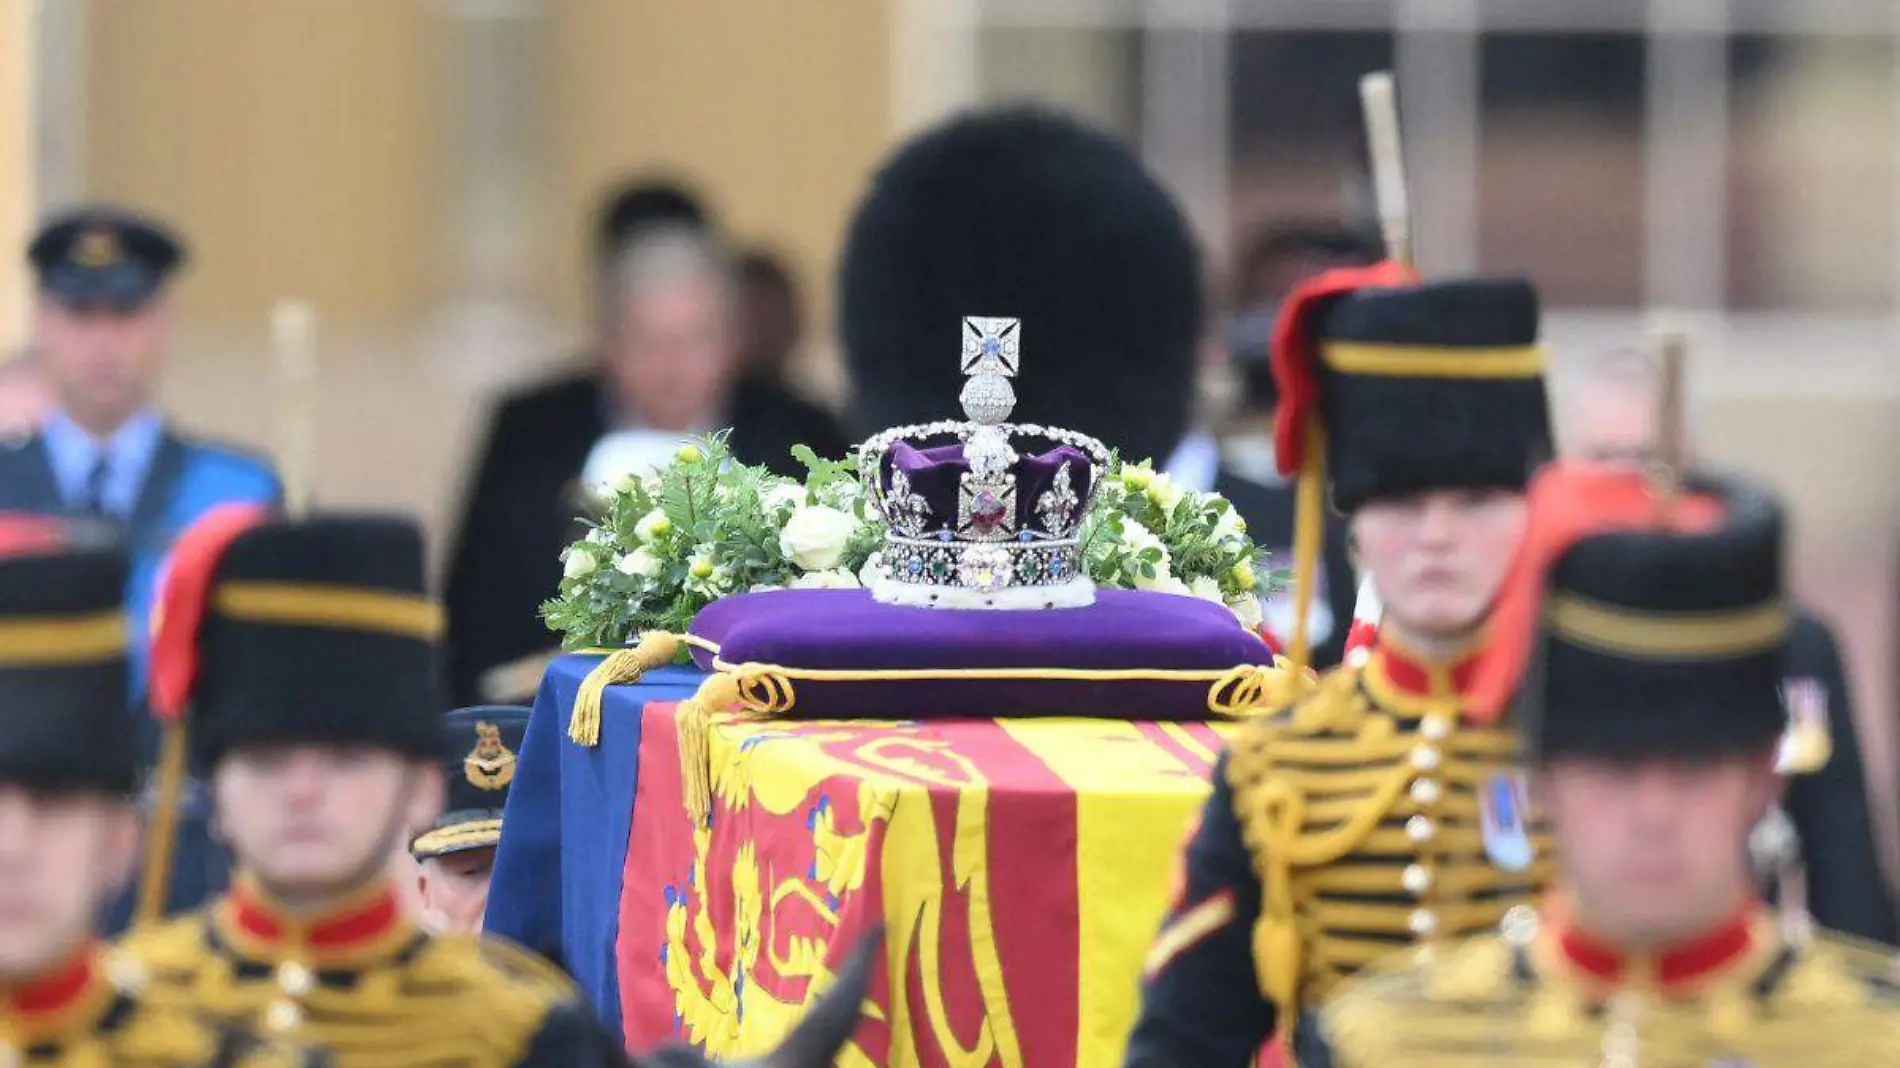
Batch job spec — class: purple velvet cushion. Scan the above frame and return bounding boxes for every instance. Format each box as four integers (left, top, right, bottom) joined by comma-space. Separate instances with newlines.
688, 588, 1272, 721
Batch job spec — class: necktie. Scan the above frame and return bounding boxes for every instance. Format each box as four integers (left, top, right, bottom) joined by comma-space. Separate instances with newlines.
84, 453, 112, 517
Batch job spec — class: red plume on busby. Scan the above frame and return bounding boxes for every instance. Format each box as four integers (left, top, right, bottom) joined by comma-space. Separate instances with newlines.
149, 503, 274, 723
1464, 460, 1723, 725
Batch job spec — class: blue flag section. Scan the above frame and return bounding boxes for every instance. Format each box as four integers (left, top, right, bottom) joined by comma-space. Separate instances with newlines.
482, 653, 706, 1039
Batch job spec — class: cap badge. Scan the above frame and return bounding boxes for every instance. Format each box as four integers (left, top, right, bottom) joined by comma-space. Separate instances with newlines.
464, 721, 516, 791
72, 227, 122, 269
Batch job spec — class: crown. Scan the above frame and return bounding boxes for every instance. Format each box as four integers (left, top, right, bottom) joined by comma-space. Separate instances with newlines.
858, 316, 1110, 609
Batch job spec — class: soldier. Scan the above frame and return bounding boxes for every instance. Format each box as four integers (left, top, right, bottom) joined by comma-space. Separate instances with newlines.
1559, 347, 1897, 944
0, 537, 309, 1065
1124, 269, 1555, 1066
118, 509, 626, 1065
410, 707, 528, 934
1311, 463, 1900, 1065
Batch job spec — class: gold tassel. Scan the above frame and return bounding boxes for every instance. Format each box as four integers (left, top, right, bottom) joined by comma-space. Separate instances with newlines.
134, 721, 190, 928
678, 672, 741, 825
569, 631, 683, 746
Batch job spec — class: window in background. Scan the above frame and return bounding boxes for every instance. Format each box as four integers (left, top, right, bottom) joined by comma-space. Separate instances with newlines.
1727, 34, 1897, 313
1227, 30, 1392, 247
1476, 33, 1647, 307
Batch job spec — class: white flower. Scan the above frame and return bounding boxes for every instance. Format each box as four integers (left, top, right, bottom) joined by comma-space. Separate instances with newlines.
634, 508, 672, 544
1212, 502, 1247, 542
858, 552, 887, 588
748, 582, 784, 593
1120, 518, 1165, 556
1189, 575, 1225, 603
779, 505, 856, 571
1228, 593, 1264, 631
615, 548, 663, 578
562, 548, 598, 580
586, 527, 615, 546
790, 568, 861, 590
763, 483, 807, 512
1147, 472, 1185, 512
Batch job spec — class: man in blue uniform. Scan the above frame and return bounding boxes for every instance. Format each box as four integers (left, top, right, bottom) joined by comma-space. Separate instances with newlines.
0, 206, 281, 921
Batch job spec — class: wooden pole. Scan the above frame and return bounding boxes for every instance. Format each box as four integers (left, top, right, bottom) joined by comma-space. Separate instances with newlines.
1359, 72, 1412, 267
271, 299, 317, 516
1649, 321, 1688, 514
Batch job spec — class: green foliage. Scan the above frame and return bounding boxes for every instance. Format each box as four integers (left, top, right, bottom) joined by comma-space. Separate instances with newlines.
543, 435, 1293, 648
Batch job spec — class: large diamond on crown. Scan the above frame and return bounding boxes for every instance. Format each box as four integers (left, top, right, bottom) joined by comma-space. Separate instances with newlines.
856, 315, 1109, 610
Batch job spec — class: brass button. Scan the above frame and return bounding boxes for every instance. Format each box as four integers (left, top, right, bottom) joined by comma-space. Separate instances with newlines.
1401, 864, 1433, 896
277, 960, 315, 998
1405, 815, 1436, 843
1409, 778, 1442, 806
1409, 746, 1440, 772
1501, 905, 1540, 947
1408, 908, 1438, 936
265, 999, 303, 1034
1420, 715, 1452, 740
1346, 648, 1371, 669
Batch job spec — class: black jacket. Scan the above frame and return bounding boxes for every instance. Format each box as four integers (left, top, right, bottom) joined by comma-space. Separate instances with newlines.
444, 369, 849, 704
1782, 611, 1897, 944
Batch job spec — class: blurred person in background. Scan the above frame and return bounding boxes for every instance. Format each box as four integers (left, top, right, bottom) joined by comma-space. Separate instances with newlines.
0, 206, 281, 928
446, 180, 841, 704
1216, 222, 1383, 668
1559, 348, 1897, 944
0, 351, 52, 440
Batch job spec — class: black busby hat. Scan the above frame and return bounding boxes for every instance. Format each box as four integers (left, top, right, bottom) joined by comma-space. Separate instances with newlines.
410, 705, 527, 859
151, 508, 445, 766
29, 206, 186, 307
1466, 464, 1788, 760
839, 107, 1203, 469
1308, 277, 1551, 513
1532, 475, 1787, 761
0, 547, 137, 793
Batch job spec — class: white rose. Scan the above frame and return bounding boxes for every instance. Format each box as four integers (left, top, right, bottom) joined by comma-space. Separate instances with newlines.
858, 552, 887, 588
634, 508, 671, 544
1227, 593, 1264, 631
562, 548, 598, 580
1120, 518, 1164, 555
615, 548, 663, 578
748, 582, 784, 593
1189, 575, 1225, 603
1212, 503, 1247, 542
586, 527, 615, 546
763, 483, 807, 512
790, 568, 861, 590
1147, 472, 1185, 512
779, 505, 856, 571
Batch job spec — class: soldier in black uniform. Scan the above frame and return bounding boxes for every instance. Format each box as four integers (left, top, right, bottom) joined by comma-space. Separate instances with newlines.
1124, 270, 1556, 1066
410, 706, 528, 934
1311, 465, 1900, 1065
117, 510, 627, 1066
0, 536, 309, 1066
1559, 348, 1896, 943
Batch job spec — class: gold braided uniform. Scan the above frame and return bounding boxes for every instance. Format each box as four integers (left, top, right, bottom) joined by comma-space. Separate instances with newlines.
0, 945, 312, 1067
1316, 909, 1900, 1066
1126, 643, 1552, 1067
119, 881, 623, 1068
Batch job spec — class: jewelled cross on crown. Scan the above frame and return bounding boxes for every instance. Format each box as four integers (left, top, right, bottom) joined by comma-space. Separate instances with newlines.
958, 317, 1022, 542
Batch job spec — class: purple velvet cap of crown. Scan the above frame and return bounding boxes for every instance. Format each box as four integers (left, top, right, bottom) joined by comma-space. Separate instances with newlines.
883, 442, 1093, 534
688, 587, 1271, 721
